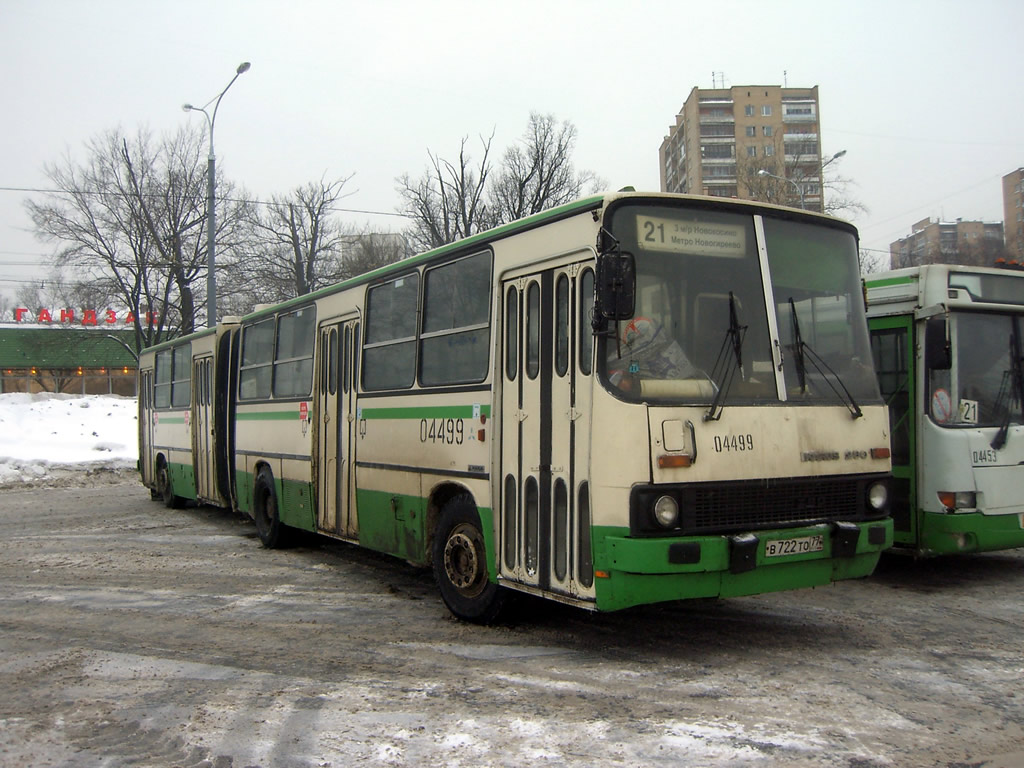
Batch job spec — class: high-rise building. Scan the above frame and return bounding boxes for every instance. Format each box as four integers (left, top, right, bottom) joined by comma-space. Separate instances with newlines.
889, 218, 1005, 269
1002, 168, 1024, 261
659, 85, 826, 211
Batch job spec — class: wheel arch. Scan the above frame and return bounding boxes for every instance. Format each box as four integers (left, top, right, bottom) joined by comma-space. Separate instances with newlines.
425, 481, 477, 568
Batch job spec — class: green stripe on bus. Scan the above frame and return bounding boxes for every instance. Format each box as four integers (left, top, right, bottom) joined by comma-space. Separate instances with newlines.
864, 275, 917, 288
160, 416, 187, 424
236, 411, 304, 421
360, 404, 492, 420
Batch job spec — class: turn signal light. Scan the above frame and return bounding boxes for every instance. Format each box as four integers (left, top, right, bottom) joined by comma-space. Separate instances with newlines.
658, 454, 692, 468
938, 491, 977, 512
870, 447, 891, 459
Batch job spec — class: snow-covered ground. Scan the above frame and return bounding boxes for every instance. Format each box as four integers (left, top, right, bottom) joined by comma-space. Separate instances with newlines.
0, 393, 138, 486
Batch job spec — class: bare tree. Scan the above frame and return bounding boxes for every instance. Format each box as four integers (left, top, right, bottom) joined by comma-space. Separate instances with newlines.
12, 268, 118, 317
487, 113, 602, 225
396, 132, 494, 251
25, 125, 247, 351
737, 137, 865, 218
820, 152, 867, 219
859, 248, 889, 275
221, 175, 355, 312
338, 230, 410, 280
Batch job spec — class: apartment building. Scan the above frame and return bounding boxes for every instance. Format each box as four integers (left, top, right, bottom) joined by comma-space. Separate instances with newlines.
659, 85, 825, 211
1003, 168, 1024, 261
889, 218, 1005, 269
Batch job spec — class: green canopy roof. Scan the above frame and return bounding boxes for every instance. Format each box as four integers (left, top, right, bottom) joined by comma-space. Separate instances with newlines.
0, 327, 137, 369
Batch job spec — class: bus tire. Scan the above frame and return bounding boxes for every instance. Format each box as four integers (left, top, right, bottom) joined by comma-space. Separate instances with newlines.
157, 461, 183, 509
253, 467, 292, 549
432, 494, 505, 624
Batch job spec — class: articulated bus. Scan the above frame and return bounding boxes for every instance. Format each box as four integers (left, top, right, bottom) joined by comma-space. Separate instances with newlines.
866, 264, 1024, 556
139, 321, 237, 509
139, 191, 893, 622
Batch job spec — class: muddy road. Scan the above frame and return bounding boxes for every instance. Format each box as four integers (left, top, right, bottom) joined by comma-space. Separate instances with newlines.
1, 481, 1022, 767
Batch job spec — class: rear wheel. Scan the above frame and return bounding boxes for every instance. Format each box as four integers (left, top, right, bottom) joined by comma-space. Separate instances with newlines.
432, 494, 505, 623
253, 467, 292, 548
157, 461, 183, 509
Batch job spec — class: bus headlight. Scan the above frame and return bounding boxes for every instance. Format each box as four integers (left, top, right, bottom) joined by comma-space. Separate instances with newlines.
653, 495, 679, 528
867, 482, 889, 512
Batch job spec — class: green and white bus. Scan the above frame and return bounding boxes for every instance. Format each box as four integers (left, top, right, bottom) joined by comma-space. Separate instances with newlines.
140, 191, 893, 622
866, 264, 1024, 556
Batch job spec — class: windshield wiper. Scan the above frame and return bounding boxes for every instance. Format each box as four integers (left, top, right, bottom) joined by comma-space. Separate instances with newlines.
788, 298, 863, 419
991, 315, 1024, 450
705, 291, 746, 421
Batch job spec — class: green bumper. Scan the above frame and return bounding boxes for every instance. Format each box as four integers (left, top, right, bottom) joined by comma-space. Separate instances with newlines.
915, 510, 1024, 556
592, 519, 893, 612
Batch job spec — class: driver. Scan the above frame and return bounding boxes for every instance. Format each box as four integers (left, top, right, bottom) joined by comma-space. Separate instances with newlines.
608, 316, 697, 391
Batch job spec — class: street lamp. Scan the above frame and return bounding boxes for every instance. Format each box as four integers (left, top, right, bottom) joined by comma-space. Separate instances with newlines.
757, 168, 805, 209
822, 149, 847, 169
183, 61, 251, 327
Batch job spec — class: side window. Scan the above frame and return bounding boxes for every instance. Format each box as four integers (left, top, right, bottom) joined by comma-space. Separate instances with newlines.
170, 344, 191, 408
363, 273, 419, 391
273, 307, 315, 398
154, 350, 172, 408
239, 318, 274, 400
420, 252, 492, 386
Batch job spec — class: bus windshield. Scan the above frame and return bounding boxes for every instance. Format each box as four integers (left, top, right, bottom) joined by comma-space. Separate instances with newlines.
764, 217, 879, 406
600, 202, 880, 406
929, 311, 1024, 429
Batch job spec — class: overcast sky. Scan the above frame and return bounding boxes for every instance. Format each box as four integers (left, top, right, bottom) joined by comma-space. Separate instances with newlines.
2, 0, 1022, 303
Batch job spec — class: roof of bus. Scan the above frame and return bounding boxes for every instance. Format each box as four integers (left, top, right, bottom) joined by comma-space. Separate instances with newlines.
865, 263, 1024, 289
231, 191, 856, 321
144, 190, 859, 350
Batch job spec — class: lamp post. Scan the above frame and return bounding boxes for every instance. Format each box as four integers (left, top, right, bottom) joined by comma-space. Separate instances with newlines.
183, 61, 250, 327
757, 168, 805, 209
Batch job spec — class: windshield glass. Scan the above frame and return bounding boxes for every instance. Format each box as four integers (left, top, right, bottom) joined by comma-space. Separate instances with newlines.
928, 312, 1024, 428
599, 202, 881, 406
763, 218, 880, 404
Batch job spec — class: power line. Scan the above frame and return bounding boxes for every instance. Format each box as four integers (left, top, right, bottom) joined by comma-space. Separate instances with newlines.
830, 128, 1023, 149
0, 185, 412, 219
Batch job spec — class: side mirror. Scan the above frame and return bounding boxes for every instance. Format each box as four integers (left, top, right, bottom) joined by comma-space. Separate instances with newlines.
924, 315, 951, 371
596, 251, 636, 321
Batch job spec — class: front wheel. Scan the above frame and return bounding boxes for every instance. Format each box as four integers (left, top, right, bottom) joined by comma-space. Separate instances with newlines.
432, 494, 505, 624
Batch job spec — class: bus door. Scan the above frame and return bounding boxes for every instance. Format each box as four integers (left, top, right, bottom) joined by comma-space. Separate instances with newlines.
870, 317, 917, 545
192, 356, 215, 501
315, 317, 360, 538
501, 258, 594, 598
140, 369, 154, 487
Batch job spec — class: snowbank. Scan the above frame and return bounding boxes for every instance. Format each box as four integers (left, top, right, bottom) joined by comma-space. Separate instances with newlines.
0, 393, 138, 487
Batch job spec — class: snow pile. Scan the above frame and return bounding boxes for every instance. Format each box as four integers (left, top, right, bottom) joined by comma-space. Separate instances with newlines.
0, 393, 138, 486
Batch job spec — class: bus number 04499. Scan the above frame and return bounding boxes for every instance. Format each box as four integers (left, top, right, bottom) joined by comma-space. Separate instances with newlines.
713, 434, 754, 452
420, 418, 464, 445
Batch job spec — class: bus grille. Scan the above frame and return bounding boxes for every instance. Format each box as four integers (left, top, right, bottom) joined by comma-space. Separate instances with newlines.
690, 477, 862, 533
